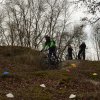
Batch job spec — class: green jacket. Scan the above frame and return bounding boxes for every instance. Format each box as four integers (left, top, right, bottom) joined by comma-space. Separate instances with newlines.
43, 40, 56, 50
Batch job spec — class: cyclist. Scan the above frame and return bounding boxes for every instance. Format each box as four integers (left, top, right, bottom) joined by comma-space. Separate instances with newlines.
41, 35, 58, 63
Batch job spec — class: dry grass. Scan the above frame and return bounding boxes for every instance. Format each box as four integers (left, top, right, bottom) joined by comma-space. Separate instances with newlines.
0, 46, 100, 100
0, 46, 43, 71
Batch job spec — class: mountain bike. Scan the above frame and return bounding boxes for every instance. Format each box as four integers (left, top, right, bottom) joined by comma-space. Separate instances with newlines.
40, 50, 59, 70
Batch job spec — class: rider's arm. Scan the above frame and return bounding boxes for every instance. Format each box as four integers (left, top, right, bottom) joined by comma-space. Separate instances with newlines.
41, 43, 48, 51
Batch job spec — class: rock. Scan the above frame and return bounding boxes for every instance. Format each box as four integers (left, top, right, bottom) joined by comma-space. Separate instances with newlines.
2, 72, 9, 76
6, 93, 14, 98
69, 94, 76, 99
40, 84, 46, 88
92, 73, 98, 76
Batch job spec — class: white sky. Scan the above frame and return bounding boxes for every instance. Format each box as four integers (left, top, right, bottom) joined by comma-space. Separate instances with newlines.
0, 0, 99, 60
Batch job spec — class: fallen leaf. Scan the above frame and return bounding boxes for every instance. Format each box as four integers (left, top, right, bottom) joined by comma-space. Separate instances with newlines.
71, 64, 77, 68
66, 69, 70, 72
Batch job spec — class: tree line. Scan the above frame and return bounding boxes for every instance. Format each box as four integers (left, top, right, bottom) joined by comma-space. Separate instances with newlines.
0, 0, 100, 60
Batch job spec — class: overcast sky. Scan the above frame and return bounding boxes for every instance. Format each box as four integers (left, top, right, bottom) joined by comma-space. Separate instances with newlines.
0, 0, 99, 60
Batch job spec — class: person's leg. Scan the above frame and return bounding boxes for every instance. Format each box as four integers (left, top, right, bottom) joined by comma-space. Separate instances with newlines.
69, 52, 73, 60
52, 48, 59, 62
70, 54, 73, 60
83, 50, 85, 60
68, 54, 70, 60
48, 49, 52, 62
68, 55, 71, 60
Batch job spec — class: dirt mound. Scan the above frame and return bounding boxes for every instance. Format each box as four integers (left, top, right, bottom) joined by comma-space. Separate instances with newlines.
0, 46, 43, 72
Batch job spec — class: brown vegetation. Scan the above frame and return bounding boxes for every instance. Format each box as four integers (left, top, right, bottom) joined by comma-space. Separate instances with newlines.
0, 46, 100, 100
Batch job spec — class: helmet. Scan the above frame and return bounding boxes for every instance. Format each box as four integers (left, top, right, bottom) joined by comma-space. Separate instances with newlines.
44, 35, 50, 39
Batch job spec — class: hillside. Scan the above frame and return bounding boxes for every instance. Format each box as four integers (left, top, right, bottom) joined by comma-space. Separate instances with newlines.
0, 46, 100, 100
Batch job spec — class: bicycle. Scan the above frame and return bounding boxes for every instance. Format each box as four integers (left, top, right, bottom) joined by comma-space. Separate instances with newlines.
40, 50, 59, 70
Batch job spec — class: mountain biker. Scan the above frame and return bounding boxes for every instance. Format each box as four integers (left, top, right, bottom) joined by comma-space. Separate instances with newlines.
41, 35, 58, 63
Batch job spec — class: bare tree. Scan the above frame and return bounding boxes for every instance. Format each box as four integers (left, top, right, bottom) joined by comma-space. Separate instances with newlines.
92, 23, 100, 60
0, 0, 87, 60
0, 11, 9, 46
73, 0, 100, 24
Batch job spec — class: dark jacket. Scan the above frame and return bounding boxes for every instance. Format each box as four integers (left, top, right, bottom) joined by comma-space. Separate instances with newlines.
68, 47, 73, 53
79, 43, 86, 50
